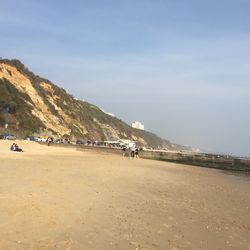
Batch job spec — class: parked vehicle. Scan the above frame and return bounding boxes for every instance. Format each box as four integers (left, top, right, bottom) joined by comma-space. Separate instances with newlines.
35, 136, 48, 142
76, 139, 84, 145
24, 135, 49, 142
54, 138, 71, 144
24, 135, 37, 141
0, 134, 16, 140
54, 139, 63, 144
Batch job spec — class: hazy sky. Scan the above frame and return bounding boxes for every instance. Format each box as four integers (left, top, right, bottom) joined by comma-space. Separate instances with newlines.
1, 0, 250, 156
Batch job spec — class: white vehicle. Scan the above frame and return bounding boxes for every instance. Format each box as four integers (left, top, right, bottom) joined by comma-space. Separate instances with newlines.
35, 137, 48, 142
128, 142, 136, 148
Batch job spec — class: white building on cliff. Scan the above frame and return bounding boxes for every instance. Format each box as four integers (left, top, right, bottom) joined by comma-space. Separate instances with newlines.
131, 121, 144, 130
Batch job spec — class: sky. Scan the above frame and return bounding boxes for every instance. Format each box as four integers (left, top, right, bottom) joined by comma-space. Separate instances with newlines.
0, 0, 250, 156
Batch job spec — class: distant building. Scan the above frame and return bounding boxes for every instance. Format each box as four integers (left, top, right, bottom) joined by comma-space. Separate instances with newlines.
131, 121, 144, 130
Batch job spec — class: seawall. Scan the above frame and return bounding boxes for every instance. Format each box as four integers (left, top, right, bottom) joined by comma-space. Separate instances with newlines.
140, 151, 250, 172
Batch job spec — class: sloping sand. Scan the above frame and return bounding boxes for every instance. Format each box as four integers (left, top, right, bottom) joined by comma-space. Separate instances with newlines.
0, 141, 249, 250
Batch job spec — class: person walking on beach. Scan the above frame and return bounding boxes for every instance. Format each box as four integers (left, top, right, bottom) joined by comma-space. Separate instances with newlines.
122, 145, 127, 157
130, 145, 136, 159
135, 147, 139, 159
47, 137, 53, 146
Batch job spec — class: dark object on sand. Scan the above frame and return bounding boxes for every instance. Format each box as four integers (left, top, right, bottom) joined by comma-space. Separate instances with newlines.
10, 143, 23, 152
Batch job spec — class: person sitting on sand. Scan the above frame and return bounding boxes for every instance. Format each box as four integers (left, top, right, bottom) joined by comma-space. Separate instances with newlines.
10, 143, 23, 152
10, 143, 15, 151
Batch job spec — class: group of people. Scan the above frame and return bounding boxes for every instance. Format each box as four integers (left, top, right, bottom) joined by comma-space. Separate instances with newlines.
122, 145, 140, 159
10, 143, 23, 152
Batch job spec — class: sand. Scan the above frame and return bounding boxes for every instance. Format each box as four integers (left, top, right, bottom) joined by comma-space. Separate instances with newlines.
0, 140, 249, 250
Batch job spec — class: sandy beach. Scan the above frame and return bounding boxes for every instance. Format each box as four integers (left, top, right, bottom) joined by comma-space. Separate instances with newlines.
0, 140, 249, 250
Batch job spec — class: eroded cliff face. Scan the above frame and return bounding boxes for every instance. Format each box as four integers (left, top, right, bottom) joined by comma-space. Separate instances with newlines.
0, 59, 177, 148
0, 63, 88, 136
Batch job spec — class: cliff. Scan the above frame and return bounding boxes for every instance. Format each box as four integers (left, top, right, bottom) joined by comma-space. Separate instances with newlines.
0, 58, 184, 149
